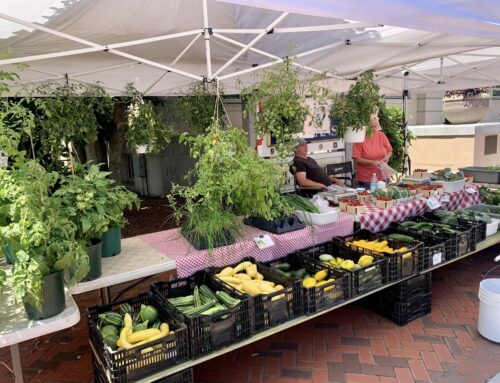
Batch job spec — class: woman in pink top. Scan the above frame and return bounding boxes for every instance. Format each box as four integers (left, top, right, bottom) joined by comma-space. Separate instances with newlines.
352, 108, 393, 188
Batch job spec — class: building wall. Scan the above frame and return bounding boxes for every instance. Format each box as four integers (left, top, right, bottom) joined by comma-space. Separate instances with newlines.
473, 133, 500, 166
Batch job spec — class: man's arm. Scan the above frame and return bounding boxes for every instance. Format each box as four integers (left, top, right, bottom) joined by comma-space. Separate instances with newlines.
296, 172, 326, 189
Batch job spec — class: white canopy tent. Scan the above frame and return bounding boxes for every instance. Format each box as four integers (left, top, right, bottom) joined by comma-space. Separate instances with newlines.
0, 0, 499, 97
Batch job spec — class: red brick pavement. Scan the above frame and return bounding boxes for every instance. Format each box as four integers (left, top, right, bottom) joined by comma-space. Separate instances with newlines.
1, 246, 500, 383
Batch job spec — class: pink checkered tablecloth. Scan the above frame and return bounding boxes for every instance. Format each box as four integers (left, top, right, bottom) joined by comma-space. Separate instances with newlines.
140, 214, 354, 277
357, 185, 481, 232
359, 199, 428, 232
438, 186, 481, 211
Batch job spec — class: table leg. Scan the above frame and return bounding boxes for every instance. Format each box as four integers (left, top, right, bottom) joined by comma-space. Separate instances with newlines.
99, 286, 112, 304
10, 344, 24, 383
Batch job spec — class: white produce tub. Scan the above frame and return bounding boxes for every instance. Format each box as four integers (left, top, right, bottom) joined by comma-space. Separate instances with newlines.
486, 218, 500, 237
430, 179, 465, 193
295, 206, 339, 225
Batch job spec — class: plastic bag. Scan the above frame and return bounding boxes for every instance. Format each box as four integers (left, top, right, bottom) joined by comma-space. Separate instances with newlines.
380, 161, 397, 180
310, 195, 329, 209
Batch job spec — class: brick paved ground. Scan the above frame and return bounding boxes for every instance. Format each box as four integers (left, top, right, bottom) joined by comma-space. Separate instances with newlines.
1, 245, 499, 383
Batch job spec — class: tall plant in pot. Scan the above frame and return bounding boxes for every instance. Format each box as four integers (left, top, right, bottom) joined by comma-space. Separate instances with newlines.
330, 71, 380, 142
0, 161, 89, 319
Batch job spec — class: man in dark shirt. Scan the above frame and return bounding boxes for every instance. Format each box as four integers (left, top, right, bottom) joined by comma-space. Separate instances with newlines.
292, 139, 342, 190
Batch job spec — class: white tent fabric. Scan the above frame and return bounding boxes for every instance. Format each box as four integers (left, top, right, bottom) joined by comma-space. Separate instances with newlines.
0, 0, 499, 96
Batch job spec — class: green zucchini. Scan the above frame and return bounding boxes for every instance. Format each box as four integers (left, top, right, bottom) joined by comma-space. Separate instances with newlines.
199, 285, 217, 301
216, 291, 241, 308
193, 286, 201, 307
98, 312, 123, 327
183, 300, 216, 317
388, 233, 415, 242
168, 295, 194, 307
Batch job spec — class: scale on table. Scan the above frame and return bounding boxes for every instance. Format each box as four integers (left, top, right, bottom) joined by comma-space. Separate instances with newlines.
317, 185, 359, 204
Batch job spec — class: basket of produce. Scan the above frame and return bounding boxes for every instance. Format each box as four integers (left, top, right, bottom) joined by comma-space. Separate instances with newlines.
429, 168, 465, 193
428, 210, 488, 243
417, 184, 443, 198
413, 169, 431, 179
383, 227, 445, 271
210, 259, 302, 332
87, 292, 189, 383
372, 187, 413, 206
151, 271, 252, 358
458, 166, 500, 184
333, 229, 422, 283
338, 198, 366, 215
285, 194, 339, 225
478, 187, 500, 206
298, 241, 387, 296
265, 252, 350, 314
357, 191, 372, 203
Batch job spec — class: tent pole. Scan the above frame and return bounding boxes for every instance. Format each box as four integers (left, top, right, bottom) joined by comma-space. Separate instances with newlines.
213, 22, 379, 34
402, 71, 410, 176
212, 12, 289, 78
202, 0, 213, 80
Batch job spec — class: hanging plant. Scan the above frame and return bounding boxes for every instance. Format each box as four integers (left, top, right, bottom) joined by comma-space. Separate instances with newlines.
176, 81, 226, 135
330, 71, 380, 138
124, 83, 174, 155
32, 81, 113, 168
241, 58, 330, 159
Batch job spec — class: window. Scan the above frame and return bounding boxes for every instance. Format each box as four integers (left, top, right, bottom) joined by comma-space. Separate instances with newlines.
485, 135, 498, 155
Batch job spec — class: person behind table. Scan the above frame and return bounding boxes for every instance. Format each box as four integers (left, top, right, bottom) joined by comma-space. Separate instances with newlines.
352, 107, 393, 189
292, 139, 342, 190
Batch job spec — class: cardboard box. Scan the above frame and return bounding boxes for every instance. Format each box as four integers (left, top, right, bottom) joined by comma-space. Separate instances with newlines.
419, 187, 443, 198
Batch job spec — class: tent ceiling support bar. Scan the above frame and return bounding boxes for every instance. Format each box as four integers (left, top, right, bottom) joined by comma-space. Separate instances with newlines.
108, 30, 202, 49
219, 59, 283, 80
212, 22, 380, 34
378, 74, 430, 83
107, 49, 203, 81
213, 32, 341, 79
71, 62, 142, 77
439, 57, 445, 84
403, 67, 437, 83
202, 0, 213, 80
0, 47, 102, 66
212, 11, 289, 79
143, 33, 201, 95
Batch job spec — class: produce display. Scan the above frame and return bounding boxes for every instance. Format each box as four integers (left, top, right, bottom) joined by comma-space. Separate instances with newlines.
430, 167, 464, 181
372, 187, 412, 200
271, 261, 335, 289
487, 166, 500, 171
348, 239, 412, 258
214, 261, 285, 297
433, 210, 491, 225
98, 303, 168, 352
167, 284, 241, 317
398, 220, 457, 234
479, 187, 500, 205
283, 194, 320, 213
318, 253, 375, 270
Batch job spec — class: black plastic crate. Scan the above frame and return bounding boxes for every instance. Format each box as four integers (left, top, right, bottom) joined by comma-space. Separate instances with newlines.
151, 271, 252, 358
87, 292, 189, 383
209, 258, 302, 332
381, 227, 446, 272
382, 273, 432, 303
264, 252, 350, 314
375, 292, 432, 326
408, 216, 476, 257
298, 241, 387, 297
423, 211, 485, 246
333, 229, 421, 283
93, 357, 193, 383
243, 215, 305, 234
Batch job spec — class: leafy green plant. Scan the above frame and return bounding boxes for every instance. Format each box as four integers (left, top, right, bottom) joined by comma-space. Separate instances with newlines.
176, 81, 225, 135
0, 161, 89, 309
241, 58, 330, 158
330, 71, 380, 138
54, 162, 139, 242
169, 121, 290, 249
33, 81, 113, 167
378, 105, 414, 173
124, 83, 174, 154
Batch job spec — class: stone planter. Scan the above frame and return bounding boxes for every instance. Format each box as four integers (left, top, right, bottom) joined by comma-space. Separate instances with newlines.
442, 93, 490, 124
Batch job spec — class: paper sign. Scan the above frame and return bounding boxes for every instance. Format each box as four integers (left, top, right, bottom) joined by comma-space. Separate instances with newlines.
254, 234, 275, 249
426, 196, 442, 210
440, 194, 450, 203
0, 152, 7, 168
466, 187, 478, 194
433, 252, 443, 265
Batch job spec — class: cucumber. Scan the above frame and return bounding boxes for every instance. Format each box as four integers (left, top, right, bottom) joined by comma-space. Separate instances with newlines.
168, 295, 194, 307
216, 291, 241, 308
193, 286, 201, 307
388, 233, 415, 242
199, 285, 217, 302
183, 300, 216, 317
273, 262, 291, 271
200, 304, 227, 316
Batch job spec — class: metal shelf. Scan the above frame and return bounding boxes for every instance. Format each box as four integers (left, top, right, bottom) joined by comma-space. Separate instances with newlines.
132, 232, 500, 383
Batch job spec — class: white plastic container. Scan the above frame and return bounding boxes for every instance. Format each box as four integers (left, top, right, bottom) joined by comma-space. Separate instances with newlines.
478, 278, 500, 343
486, 218, 500, 237
294, 206, 339, 225
430, 179, 465, 193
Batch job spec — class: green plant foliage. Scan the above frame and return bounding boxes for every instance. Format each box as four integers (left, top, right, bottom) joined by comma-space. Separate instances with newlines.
124, 83, 174, 154
378, 105, 414, 173
33, 81, 113, 166
54, 162, 139, 242
241, 58, 330, 158
176, 81, 225, 135
330, 71, 380, 138
0, 161, 89, 309
169, 121, 291, 250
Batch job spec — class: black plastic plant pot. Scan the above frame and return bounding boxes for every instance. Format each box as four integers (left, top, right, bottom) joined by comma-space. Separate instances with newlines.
243, 215, 306, 234
180, 226, 235, 251
3, 243, 15, 265
84, 239, 102, 281
23, 270, 66, 320
101, 227, 121, 257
